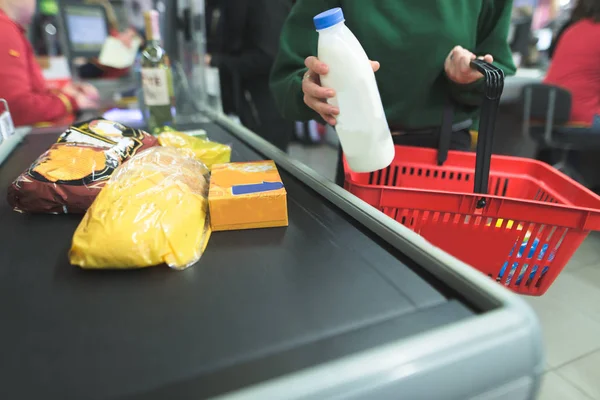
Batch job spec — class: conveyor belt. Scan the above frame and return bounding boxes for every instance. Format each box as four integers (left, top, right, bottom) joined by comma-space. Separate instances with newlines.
0, 125, 474, 400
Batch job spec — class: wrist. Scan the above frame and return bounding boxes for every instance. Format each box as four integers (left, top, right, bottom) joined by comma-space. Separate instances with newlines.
446, 72, 485, 89
56, 92, 78, 114
59, 84, 77, 99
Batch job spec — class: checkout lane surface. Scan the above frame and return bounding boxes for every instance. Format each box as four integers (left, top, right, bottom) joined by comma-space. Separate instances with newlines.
0, 121, 475, 399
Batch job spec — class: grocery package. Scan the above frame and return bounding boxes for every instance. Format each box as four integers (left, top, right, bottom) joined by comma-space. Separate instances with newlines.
7, 119, 157, 214
498, 233, 552, 286
209, 160, 288, 231
487, 220, 551, 284
69, 147, 211, 270
158, 129, 231, 169
314, 7, 394, 172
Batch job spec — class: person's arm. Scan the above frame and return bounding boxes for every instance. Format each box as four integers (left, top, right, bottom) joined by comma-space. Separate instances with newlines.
448, 0, 517, 107
210, 0, 292, 80
0, 28, 76, 127
270, 0, 339, 122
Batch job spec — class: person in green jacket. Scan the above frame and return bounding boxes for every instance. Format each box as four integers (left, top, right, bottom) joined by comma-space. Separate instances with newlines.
270, 0, 516, 185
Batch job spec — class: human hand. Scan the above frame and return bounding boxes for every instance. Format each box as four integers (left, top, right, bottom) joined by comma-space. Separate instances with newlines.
302, 56, 380, 126
61, 82, 100, 110
205, 54, 212, 66
60, 82, 80, 99
74, 82, 100, 101
117, 28, 138, 48
61, 82, 99, 99
445, 46, 494, 85
73, 92, 100, 110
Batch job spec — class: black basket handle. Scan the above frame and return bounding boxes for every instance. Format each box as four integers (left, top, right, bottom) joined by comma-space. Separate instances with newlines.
470, 59, 504, 208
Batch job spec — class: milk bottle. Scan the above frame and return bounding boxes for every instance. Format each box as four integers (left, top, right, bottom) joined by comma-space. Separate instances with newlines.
314, 8, 394, 173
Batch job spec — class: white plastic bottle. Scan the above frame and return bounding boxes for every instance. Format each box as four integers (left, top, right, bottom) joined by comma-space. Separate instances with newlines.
314, 8, 395, 173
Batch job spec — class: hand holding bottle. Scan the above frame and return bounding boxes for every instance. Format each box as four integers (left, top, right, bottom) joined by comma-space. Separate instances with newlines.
302, 56, 380, 126
311, 8, 394, 172
117, 28, 140, 48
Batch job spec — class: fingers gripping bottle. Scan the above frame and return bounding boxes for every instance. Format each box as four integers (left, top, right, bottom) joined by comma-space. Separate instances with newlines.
314, 8, 395, 173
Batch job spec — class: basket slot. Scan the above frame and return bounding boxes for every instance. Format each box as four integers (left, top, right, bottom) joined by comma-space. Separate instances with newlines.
381, 207, 397, 220
410, 209, 422, 230
374, 168, 385, 186
490, 177, 510, 197
529, 227, 568, 289
394, 209, 409, 228
393, 208, 422, 230
496, 222, 568, 292
496, 221, 536, 286
391, 166, 399, 186
533, 188, 558, 204
519, 224, 551, 289
386, 208, 450, 232
493, 179, 501, 196
369, 166, 401, 186
394, 164, 473, 188
369, 168, 384, 185
384, 167, 389, 185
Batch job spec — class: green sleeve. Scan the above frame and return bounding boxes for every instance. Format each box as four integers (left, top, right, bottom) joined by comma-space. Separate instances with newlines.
448, 0, 517, 107
269, 0, 340, 122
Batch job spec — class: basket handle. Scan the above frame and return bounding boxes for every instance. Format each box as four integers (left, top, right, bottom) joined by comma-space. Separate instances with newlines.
470, 59, 504, 208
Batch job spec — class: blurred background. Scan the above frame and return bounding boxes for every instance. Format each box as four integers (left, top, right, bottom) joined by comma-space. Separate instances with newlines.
3, 1, 600, 399
28, 0, 580, 155
23, 0, 591, 183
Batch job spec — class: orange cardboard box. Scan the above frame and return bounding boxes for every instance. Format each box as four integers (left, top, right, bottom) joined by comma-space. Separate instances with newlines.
208, 160, 288, 231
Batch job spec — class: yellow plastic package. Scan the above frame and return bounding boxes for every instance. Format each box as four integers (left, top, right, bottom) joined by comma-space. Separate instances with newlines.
69, 147, 212, 270
158, 130, 231, 169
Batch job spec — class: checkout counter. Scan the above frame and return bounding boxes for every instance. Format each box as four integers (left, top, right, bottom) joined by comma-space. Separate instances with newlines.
0, 2, 544, 399
0, 108, 545, 400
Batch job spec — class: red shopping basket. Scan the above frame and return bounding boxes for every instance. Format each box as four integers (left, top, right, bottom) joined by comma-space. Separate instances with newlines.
344, 60, 600, 296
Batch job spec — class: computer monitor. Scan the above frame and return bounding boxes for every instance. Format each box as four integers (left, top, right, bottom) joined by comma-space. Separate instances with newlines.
59, 2, 110, 59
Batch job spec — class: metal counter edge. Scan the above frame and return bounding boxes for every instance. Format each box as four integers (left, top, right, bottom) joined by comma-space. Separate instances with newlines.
0, 127, 31, 167
203, 108, 544, 400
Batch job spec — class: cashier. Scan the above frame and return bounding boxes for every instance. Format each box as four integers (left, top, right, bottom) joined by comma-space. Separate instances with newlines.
270, 0, 516, 185
0, 0, 99, 127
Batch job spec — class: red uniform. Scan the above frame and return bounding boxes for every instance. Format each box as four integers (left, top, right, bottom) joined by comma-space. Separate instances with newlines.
544, 19, 600, 125
0, 10, 77, 127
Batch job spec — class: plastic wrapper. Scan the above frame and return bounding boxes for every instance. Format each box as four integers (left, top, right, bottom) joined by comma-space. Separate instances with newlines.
7, 119, 158, 214
158, 129, 231, 169
69, 147, 212, 270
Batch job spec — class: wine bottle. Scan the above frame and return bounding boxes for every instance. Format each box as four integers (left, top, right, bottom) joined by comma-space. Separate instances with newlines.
141, 10, 175, 135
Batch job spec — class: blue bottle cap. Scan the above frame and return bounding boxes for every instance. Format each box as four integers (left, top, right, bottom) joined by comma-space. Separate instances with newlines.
314, 8, 345, 30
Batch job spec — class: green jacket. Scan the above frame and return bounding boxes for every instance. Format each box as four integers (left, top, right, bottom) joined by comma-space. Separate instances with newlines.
270, 0, 516, 129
